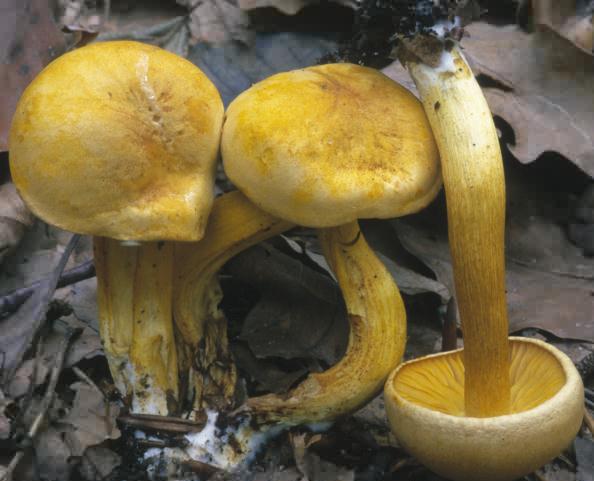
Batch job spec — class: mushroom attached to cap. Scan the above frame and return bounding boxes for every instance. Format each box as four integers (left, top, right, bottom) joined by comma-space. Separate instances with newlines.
221, 63, 441, 426
9, 40, 224, 415
382, 18, 585, 481
385, 337, 584, 481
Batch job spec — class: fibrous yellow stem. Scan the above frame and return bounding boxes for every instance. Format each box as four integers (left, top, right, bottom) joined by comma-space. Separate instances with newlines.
94, 238, 178, 415
173, 191, 293, 415
245, 221, 406, 425
406, 46, 510, 416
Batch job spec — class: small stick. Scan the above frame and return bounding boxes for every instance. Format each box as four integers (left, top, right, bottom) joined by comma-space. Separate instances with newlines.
118, 413, 207, 434
2, 328, 80, 481
0, 259, 95, 317
181, 459, 221, 479
1, 234, 81, 385
72, 366, 103, 397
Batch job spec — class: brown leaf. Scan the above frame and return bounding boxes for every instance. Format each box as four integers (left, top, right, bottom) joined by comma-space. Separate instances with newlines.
531, 0, 593, 54
0, 183, 33, 264
393, 215, 594, 340
0, 235, 79, 385
179, 0, 253, 45
78, 445, 121, 481
238, 0, 355, 16
462, 22, 594, 177
227, 244, 349, 365
291, 432, 355, 481
33, 426, 73, 480
5, 315, 100, 399
0, 0, 67, 151
231, 342, 308, 394
7, 358, 50, 399
60, 382, 120, 457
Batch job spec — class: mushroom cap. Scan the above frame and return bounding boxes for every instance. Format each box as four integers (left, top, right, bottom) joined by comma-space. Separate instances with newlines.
221, 63, 441, 227
9, 41, 224, 241
384, 337, 584, 481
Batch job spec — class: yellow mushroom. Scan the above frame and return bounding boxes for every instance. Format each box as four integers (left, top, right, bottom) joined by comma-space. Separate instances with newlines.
9, 41, 224, 415
383, 33, 585, 481
385, 337, 584, 481
221, 63, 441, 426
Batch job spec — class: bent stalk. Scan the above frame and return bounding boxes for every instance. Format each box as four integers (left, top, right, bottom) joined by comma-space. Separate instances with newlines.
245, 221, 406, 425
173, 191, 294, 416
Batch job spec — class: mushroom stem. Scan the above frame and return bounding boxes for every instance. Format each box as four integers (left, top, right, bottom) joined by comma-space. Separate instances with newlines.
245, 221, 406, 425
405, 46, 510, 416
173, 191, 294, 416
94, 238, 178, 415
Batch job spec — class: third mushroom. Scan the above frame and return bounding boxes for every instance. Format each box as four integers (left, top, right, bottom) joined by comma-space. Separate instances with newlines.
383, 10, 585, 481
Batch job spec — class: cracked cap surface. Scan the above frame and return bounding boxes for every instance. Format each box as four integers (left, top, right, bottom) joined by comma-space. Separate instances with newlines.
9, 41, 224, 241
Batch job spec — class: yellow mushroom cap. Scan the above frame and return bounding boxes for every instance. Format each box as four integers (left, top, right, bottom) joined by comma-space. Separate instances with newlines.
9, 41, 224, 241
384, 337, 584, 481
222, 63, 441, 227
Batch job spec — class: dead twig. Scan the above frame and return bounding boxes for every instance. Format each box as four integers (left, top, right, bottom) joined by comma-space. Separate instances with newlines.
1, 327, 81, 481
117, 412, 207, 434
0, 234, 81, 386
181, 459, 222, 479
0, 259, 95, 318
72, 366, 103, 397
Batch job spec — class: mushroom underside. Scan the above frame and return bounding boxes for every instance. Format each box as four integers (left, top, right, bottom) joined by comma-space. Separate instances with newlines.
385, 337, 585, 481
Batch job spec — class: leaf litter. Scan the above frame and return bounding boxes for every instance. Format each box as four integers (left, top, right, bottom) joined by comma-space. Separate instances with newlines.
1, 0, 594, 480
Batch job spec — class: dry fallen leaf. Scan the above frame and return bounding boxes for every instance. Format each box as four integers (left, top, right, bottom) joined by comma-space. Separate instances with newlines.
178, 0, 253, 45
228, 244, 349, 366
238, 0, 355, 16
60, 382, 120, 457
0, 182, 33, 264
393, 216, 594, 341
291, 432, 355, 481
463, 22, 594, 177
231, 342, 308, 393
0, 0, 67, 151
531, 0, 593, 54
33, 426, 72, 480
78, 445, 122, 481
8, 317, 102, 398
383, 22, 594, 177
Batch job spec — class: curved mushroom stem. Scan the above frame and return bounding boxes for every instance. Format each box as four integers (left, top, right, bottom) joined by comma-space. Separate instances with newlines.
94, 238, 178, 415
405, 45, 510, 416
244, 221, 406, 426
173, 191, 294, 416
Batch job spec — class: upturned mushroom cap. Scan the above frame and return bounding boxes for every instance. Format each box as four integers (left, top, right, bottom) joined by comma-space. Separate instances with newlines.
222, 63, 441, 227
10, 41, 224, 241
384, 337, 584, 481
